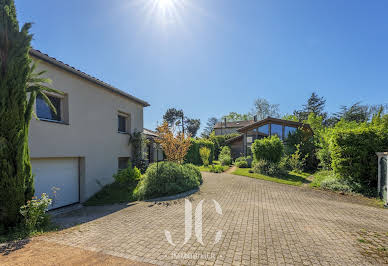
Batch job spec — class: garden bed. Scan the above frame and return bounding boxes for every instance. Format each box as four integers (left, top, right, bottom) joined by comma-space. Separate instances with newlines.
232, 168, 310, 186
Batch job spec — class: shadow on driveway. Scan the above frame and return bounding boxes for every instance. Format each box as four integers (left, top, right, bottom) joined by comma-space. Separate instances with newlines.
0, 239, 30, 256
52, 202, 137, 229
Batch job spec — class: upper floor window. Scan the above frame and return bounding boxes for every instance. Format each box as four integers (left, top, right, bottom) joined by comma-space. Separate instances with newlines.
118, 115, 126, 133
118, 112, 130, 133
36, 94, 62, 122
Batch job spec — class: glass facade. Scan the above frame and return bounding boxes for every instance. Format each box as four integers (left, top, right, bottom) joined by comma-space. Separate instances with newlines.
258, 124, 269, 135
271, 124, 283, 139
284, 126, 297, 139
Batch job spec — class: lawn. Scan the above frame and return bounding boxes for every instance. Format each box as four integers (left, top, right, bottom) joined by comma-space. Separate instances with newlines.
199, 160, 230, 172
232, 168, 311, 186
84, 181, 137, 206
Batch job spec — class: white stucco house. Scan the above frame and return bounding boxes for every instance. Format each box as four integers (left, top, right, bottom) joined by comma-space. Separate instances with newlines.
28, 49, 150, 209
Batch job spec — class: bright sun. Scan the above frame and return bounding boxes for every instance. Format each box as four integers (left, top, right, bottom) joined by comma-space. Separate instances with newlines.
152, 0, 181, 25
157, 0, 174, 10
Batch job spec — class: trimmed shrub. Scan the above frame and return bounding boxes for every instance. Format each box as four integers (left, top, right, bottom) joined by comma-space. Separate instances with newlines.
251, 136, 284, 163
209, 164, 224, 173
113, 163, 142, 184
253, 159, 287, 177
135, 162, 202, 199
185, 139, 214, 165
183, 163, 203, 184
235, 157, 249, 168
199, 147, 211, 166
219, 146, 232, 166
330, 126, 388, 193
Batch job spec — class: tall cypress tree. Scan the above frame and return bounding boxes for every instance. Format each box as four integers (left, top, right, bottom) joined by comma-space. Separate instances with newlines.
0, 0, 61, 228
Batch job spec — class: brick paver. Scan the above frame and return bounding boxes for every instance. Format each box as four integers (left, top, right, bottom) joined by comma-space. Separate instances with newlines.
39, 172, 388, 265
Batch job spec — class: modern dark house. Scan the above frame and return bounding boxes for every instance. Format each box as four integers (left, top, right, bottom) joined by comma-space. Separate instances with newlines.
225, 117, 310, 158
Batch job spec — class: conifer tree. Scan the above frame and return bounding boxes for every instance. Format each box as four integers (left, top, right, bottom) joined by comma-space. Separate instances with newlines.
0, 0, 61, 227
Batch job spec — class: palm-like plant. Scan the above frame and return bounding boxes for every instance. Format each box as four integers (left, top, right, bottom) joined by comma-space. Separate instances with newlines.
26, 62, 63, 122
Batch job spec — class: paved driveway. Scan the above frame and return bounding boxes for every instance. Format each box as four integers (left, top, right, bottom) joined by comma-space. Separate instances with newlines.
11, 173, 388, 265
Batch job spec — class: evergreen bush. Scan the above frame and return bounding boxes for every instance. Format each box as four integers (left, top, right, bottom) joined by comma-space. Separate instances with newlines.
209, 132, 239, 159
253, 159, 287, 177
251, 136, 283, 163
113, 163, 142, 185
330, 125, 388, 193
219, 146, 232, 166
134, 162, 202, 199
234, 157, 249, 168
209, 164, 224, 173
185, 139, 214, 165
0, 0, 63, 228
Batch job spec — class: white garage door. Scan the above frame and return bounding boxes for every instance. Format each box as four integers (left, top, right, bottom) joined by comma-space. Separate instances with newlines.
31, 158, 79, 209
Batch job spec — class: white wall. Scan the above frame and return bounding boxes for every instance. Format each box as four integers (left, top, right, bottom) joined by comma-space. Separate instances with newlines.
28, 59, 145, 201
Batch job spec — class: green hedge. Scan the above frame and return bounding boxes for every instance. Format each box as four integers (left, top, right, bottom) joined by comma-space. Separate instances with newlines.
330, 126, 388, 193
251, 136, 284, 163
185, 139, 214, 165
209, 133, 239, 159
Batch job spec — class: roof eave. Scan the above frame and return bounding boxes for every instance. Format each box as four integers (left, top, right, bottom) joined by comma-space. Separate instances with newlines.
237, 117, 310, 133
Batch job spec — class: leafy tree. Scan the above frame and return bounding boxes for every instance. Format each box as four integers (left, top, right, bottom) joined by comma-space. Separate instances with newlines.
222, 112, 252, 122
250, 98, 280, 120
156, 122, 191, 164
162, 108, 200, 137
294, 92, 327, 122
331, 102, 387, 124
0, 0, 62, 227
201, 117, 218, 138
163, 108, 184, 127
185, 118, 200, 137
282, 114, 299, 122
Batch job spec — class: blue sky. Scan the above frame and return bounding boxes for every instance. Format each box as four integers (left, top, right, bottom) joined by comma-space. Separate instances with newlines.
16, 0, 388, 133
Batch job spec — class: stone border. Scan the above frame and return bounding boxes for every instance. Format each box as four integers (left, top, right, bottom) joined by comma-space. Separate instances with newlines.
145, 187, 200, 202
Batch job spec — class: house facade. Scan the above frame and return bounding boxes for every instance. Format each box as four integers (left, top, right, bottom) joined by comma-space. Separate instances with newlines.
28, 49, 149, 209
214, 120, 254, 135
143, 128, 164, 163
226, 117, 309, 158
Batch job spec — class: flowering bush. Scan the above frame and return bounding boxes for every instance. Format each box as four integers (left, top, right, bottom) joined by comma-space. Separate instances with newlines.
20, 193, 52, 231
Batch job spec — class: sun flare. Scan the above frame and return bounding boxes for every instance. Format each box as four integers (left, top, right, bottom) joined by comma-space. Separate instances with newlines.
156, 0, 174, 10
